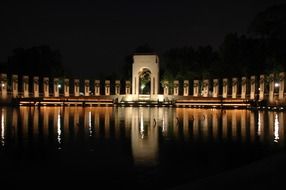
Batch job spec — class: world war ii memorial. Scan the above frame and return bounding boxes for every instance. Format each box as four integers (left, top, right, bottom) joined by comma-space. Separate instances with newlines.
1, 1, 286, 189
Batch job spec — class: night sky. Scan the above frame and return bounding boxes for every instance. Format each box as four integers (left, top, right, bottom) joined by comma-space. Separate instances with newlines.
0, 0, 285, 78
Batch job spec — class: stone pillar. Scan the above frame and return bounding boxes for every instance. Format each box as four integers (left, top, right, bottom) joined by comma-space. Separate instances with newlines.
183, 80, 189, 96
0, 74, 8, 99
33, 76, 39, 97
250, 76, 256, 100
163, 80, 169, 96
202, 79, 209, 97
74, 79, 80, 97
115, 80, 120, 95
222, 78, 228, 98
125, 81, 131, 95
173, 80, 179, 96
232, 78, 238, 98
241, 77, 247, 99
23, 75, 29, 98
105, 80, 110, 95
259, 75, 265, 100
269, 74, 275, 103
213, 79, 219, 98
12, 75, 18, 98
193, 80, 198, 97
94, 80, 100, 96
64, 78, 69, 97
279, 72, 285, 101
84, 80, 90, 96
43, 77, 49, 97
53, 78, 59, 97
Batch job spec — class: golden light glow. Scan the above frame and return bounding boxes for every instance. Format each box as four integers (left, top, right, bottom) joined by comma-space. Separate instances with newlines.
0, 107, 284, 167
57, 109, 62, 149
274, 113, 279, 143
1, 108, 5, 147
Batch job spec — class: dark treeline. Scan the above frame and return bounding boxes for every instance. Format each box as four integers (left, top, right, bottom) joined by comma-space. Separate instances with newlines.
1, 4, 286, 83
0, 45, 64, 77
121, 4, 286, 84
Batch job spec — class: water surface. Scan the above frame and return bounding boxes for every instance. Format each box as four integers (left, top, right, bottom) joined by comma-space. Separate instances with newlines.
0, 106, 285, 188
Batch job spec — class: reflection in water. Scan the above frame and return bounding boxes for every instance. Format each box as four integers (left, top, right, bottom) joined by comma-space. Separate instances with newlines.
88, 111, 92, 137
57, 109, 62, 149
0, 107, 285, 166
131, 108, 159, 166
258, 111, 261, 136
274, 113, 279, 143
1, 108, 5, 147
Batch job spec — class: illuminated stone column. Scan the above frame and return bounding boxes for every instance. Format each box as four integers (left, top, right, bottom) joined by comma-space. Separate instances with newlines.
232, 78, 238, 98
43, 77, 49, 97
259, 75, 265, 100
125, 81, 131, 95
74, 79, 80, 97
241, 77, 247, 99
53, 78, 59, 97
250, 76, 256, 100
222, 78, 228, 98
33, 76, 39, 97
213, 79, 219, 98
94, 80, 100, 96
163, 80, 169, 96
268, 74, 275, 103
105, 80, 110, 95
12, 75, 18, 98
64, 78, 69, 97
84, 80, 90, 96
0, 74, 8, 99
115, 80, 120, 95
193, 80, 198, 97
279, 72, 285, 101
173, 80, 179, 96
183, 80, 189, 96
202, 79, 209, 97
23, 75, 29, 98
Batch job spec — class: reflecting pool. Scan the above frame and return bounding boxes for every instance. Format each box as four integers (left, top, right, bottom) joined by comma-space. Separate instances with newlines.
0, 106, 285, 188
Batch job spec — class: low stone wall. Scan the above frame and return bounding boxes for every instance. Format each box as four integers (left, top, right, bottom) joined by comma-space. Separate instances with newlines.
1, 72, 286, 106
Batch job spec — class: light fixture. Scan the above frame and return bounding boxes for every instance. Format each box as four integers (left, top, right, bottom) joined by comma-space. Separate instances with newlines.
275, 83, 279, 87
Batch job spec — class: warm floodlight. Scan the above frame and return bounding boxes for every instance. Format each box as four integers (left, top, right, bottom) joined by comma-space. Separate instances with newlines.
275, 83, 279, 87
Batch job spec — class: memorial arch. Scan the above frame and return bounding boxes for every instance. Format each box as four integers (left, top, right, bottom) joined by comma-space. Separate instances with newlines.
132, 54, 159, 100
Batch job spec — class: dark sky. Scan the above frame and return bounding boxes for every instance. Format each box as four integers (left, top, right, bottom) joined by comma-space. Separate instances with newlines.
0, 0, 285, 77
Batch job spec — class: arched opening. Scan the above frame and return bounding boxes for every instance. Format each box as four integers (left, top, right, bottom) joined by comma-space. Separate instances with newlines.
139, 68, 151, 95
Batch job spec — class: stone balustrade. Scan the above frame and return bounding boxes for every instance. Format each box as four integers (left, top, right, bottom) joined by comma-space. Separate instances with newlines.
0, 73, 285, 105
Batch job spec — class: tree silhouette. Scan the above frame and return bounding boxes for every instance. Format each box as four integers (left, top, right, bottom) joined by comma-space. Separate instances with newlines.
6, 45, 64, 77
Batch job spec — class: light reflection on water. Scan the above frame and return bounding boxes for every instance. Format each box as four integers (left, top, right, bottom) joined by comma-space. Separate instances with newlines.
1, 108, 5, 147
0, 107, 285, 167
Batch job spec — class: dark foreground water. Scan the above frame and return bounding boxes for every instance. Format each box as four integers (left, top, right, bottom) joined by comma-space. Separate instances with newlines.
0, 106, 285, 188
